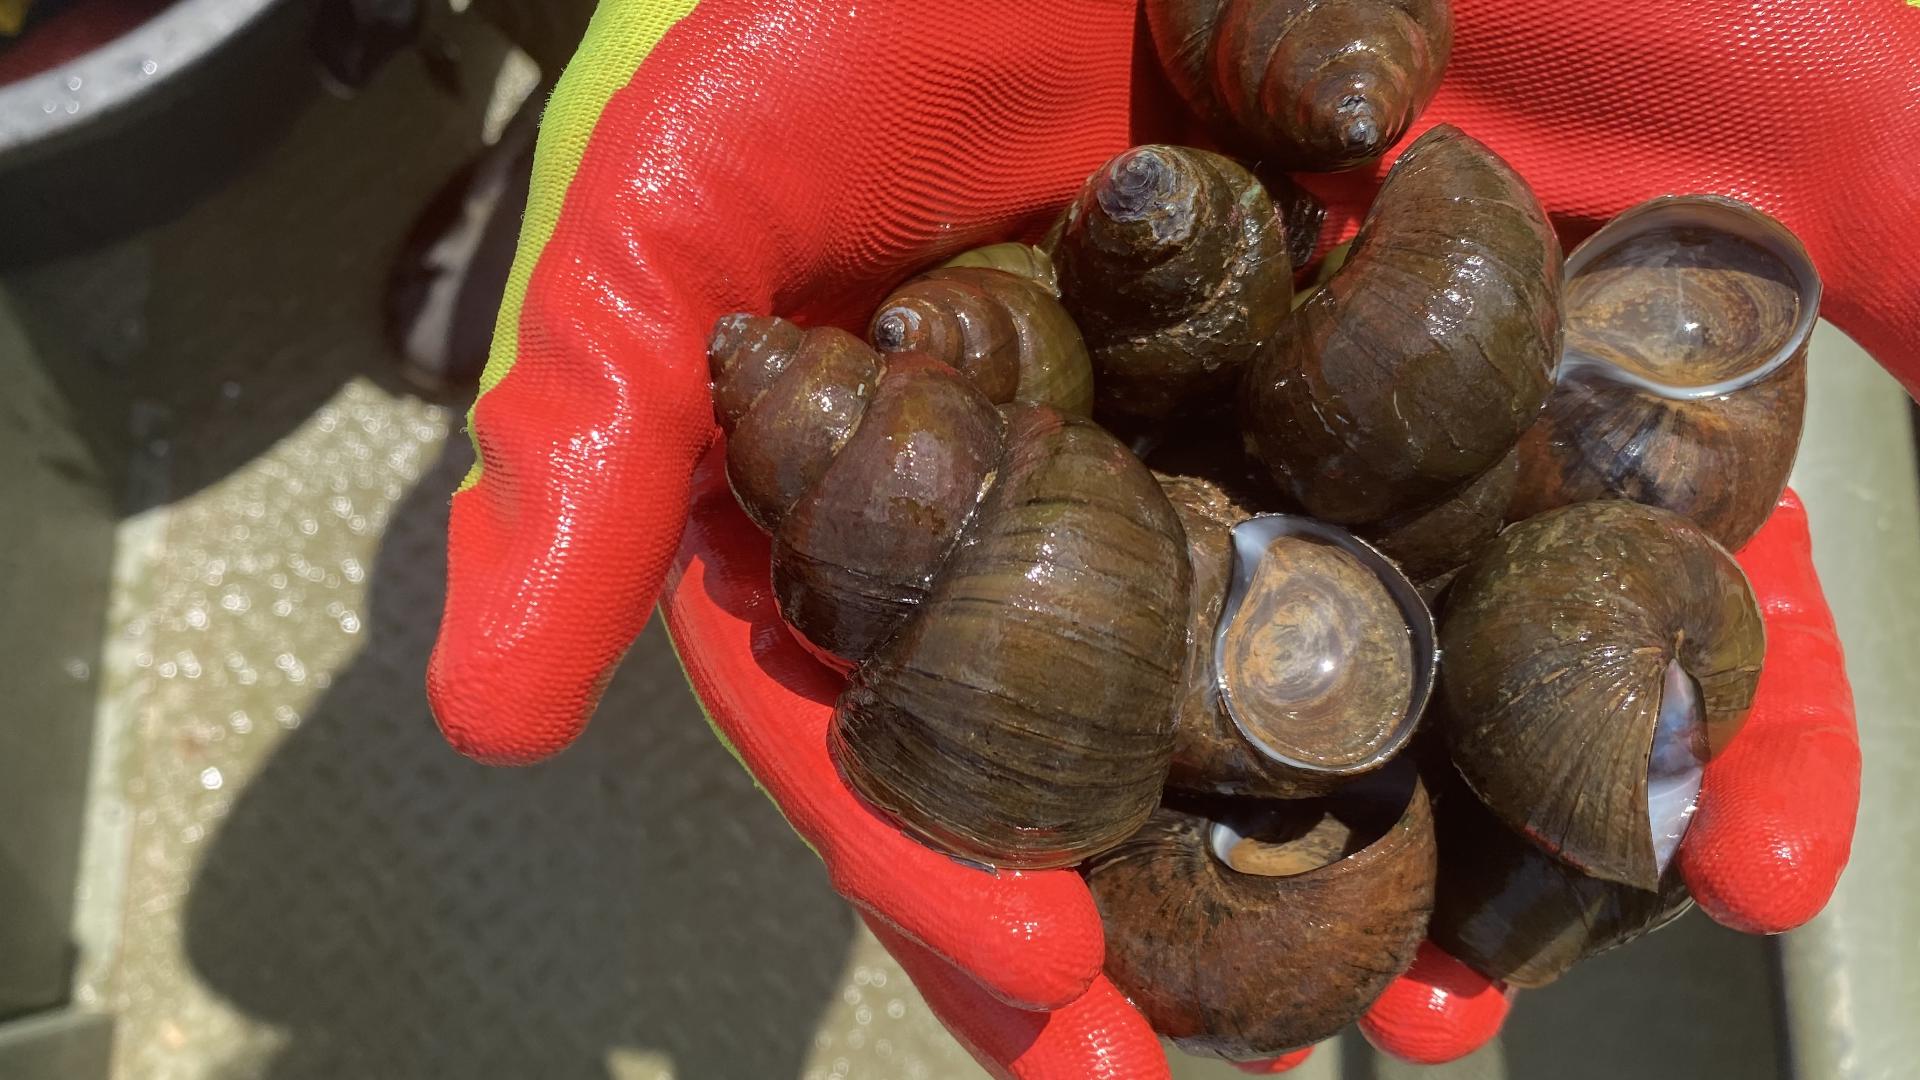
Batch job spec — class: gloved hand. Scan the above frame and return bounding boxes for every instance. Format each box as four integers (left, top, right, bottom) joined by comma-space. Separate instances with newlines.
427, 1, 1908, 1074
1358, 488, 1860, 1063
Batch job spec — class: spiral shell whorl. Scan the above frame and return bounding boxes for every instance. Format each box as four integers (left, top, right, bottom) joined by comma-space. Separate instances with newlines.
708, 316, 883, 533
871, 266, 1094, 416
709, 317, 1003, 664
1242, 125, 1562, 525
1440, 500, 1764, 889
1086, 773, 1436, 1056
834, 405, 1191, 867
713, 317, 1192, 867
1147, 0, 1452, 170
1056, 146, 1293, 428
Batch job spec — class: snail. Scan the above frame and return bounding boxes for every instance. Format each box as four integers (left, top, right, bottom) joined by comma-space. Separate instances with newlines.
1086, 762, 1436, 1059
1051, 145, 1293, 430
1250, 166, 1330, 275
1439, 500, 1765, 890
1145, 0, 1453, 171
1359, 447, 1520, 588
1427, 767, 1693, 987
938, 241, 1058, 293
1511, 196, 1818, 551
1242, 125, 1563, 525
709, 315, 1191, 868
870, 264, 1094, 416
1159, 474, 1436, 798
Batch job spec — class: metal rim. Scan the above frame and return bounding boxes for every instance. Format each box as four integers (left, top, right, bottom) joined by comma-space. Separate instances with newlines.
0, 0, 287, 152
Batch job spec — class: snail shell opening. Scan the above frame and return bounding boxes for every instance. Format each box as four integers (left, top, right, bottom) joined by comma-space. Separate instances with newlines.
1207, 762, 1417, 879
1560, 195, 1821, 401
1648, 658, 1708, 874
1087, 759, 1434, 1057
1213, 515, 1437, 776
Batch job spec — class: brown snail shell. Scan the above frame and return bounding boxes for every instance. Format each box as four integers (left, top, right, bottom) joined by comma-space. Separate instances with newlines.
1086, 763, 1436, 1059
710, 317, 1001, 663
870, 265, 1094, 416
938, 242, 1059, 294
1161, 474, 1437, 799
1242, 125, 1563, 526
1440, 500, 1765, 890
1146, 0, 1453, 171
1250, 165, 1330, 275
712, 316, 1190, 868
1359, 447, 1520, 585
1428, 768, 1693, 988
1052, 145, 1293, 430
835, 405, 1191, 868
1512, 196, 1819, 550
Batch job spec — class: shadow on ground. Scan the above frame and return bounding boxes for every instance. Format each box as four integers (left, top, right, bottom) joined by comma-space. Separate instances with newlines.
182, 433, 855, 1079
1323, 906, 1781, 1080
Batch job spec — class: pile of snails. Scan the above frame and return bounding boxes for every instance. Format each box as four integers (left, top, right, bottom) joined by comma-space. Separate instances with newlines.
705, 0, 1819, 1064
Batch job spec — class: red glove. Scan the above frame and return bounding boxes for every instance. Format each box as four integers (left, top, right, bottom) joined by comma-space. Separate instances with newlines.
427, 1, 1902, 1073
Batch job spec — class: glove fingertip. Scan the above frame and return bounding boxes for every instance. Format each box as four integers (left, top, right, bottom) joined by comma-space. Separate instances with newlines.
426, 629, 605, 765
871, 915, 1169, 1080
1688, 486, 1861, 934
1358, 941, 1511, 1065
1681, 728, 1859, 935
850, 867, 1105, 1012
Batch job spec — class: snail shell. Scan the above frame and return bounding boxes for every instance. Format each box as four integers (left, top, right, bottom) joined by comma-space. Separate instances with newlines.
712, 316, 1190, 868
1161, 475, 1436, 798
1359, 447, 1520, 586
1086, 764, 1436, 1058
871, 265, 1094, 416
938, 242, 1059, 294
1242, 125, 1563, 525
835, 405, 1190, 868
1250, 165, 1330, 274
1053, 145, 1293, 430
1512, 196, 1818, 550
1440, 500, 1765, 890
1146, 0, 1453, 171
710, 317, 1001, 664
1428, 768, 1693, 988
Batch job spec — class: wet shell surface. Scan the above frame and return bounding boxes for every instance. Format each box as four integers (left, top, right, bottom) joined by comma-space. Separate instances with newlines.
1053, 145, 1293, 430
1087, 763, 1436, 1059
1242, 125, 1563, 525
1513, 196, 1818, 550
870, 264, 1094, 416
1428, 768, 1694, 988
833, 405, 1191, 869
939, 242, 1060, 294
1146, 0, 1453, 171
1439, 500, 1765, 889
1360, 447, 1521, 586
712, 316, 1191, 869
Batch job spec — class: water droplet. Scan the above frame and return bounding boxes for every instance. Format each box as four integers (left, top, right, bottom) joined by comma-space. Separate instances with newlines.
200, 767, 224, 791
